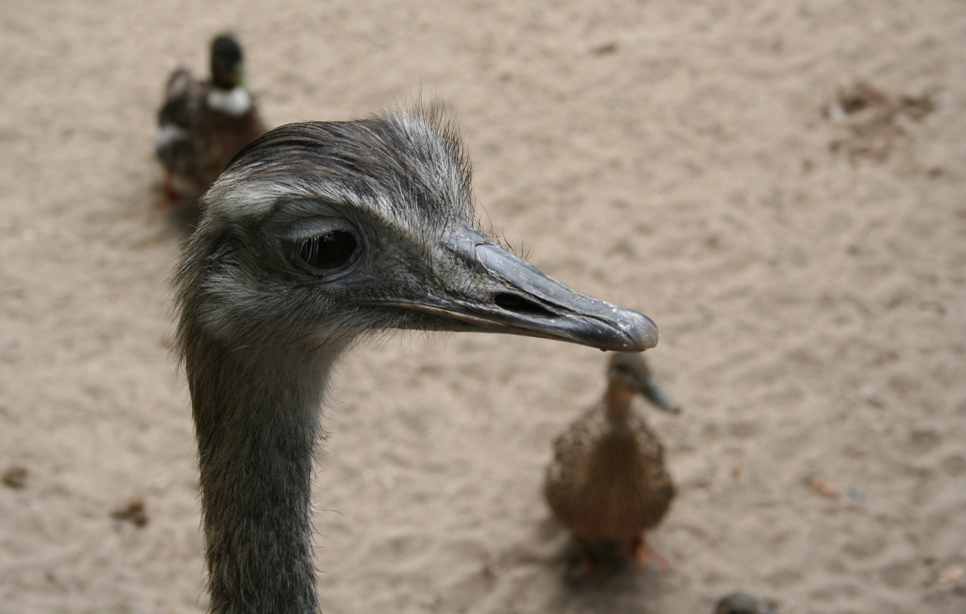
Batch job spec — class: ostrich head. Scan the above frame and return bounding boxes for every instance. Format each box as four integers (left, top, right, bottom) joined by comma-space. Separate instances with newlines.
173, 103, 659, 613
176, 104, 658, 363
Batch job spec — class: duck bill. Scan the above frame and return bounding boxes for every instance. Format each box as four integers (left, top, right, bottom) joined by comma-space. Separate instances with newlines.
641, 377, 683, 414
376, 230, 659, 352
234, 63, 249, 89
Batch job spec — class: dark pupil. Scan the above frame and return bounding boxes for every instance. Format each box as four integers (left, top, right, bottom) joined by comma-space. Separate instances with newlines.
295, 231, 357, 270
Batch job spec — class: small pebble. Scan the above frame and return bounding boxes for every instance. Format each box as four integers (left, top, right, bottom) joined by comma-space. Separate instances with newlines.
827, 104, 846, 123
715, 592, 770, 614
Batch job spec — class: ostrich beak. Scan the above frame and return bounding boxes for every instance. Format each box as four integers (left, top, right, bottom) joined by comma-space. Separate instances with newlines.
370, 230, 659, 352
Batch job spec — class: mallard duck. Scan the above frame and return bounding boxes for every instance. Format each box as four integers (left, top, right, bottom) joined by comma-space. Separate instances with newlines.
155, 34, 266, 211
544, 352, 680, 580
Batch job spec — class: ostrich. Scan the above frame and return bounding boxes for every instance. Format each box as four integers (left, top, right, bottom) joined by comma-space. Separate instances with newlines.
175, 103, 659, 613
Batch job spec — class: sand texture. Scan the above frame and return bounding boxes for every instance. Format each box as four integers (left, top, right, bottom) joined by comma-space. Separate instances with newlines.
1, 1, 965, 613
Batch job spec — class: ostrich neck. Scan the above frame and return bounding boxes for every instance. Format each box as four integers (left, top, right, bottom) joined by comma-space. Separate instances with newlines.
185, 329, 333, 614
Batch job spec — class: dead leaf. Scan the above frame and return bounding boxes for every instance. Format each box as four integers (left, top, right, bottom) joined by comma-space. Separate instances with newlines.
112, 496, 149, 527
937, 564, 965, 584
804, 476, 838, 499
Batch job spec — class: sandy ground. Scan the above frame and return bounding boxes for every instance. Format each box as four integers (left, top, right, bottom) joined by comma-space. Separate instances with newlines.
2, 1, 965, 613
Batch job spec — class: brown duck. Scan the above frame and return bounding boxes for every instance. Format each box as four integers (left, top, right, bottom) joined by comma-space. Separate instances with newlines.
154, 34, 266, 212
544, 352, 680, 578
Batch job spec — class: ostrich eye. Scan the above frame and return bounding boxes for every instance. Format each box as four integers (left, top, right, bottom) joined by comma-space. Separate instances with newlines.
292, 231, 358, 272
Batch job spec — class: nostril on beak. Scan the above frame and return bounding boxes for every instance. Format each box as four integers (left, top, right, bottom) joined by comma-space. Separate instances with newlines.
493, 292, 556, 318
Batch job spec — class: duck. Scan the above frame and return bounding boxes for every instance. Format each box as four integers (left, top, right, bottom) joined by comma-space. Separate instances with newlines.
544, 351, 680, 581
155, 34, 266, 212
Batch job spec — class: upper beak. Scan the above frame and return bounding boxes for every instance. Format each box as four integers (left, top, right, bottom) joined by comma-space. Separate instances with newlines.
367, 229, 659, 352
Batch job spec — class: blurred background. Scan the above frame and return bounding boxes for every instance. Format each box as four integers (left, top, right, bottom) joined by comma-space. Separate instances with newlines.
1, 0, 964, 612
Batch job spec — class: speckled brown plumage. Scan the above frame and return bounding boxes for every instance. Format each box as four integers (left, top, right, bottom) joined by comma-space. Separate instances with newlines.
544, 352, 679, 577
